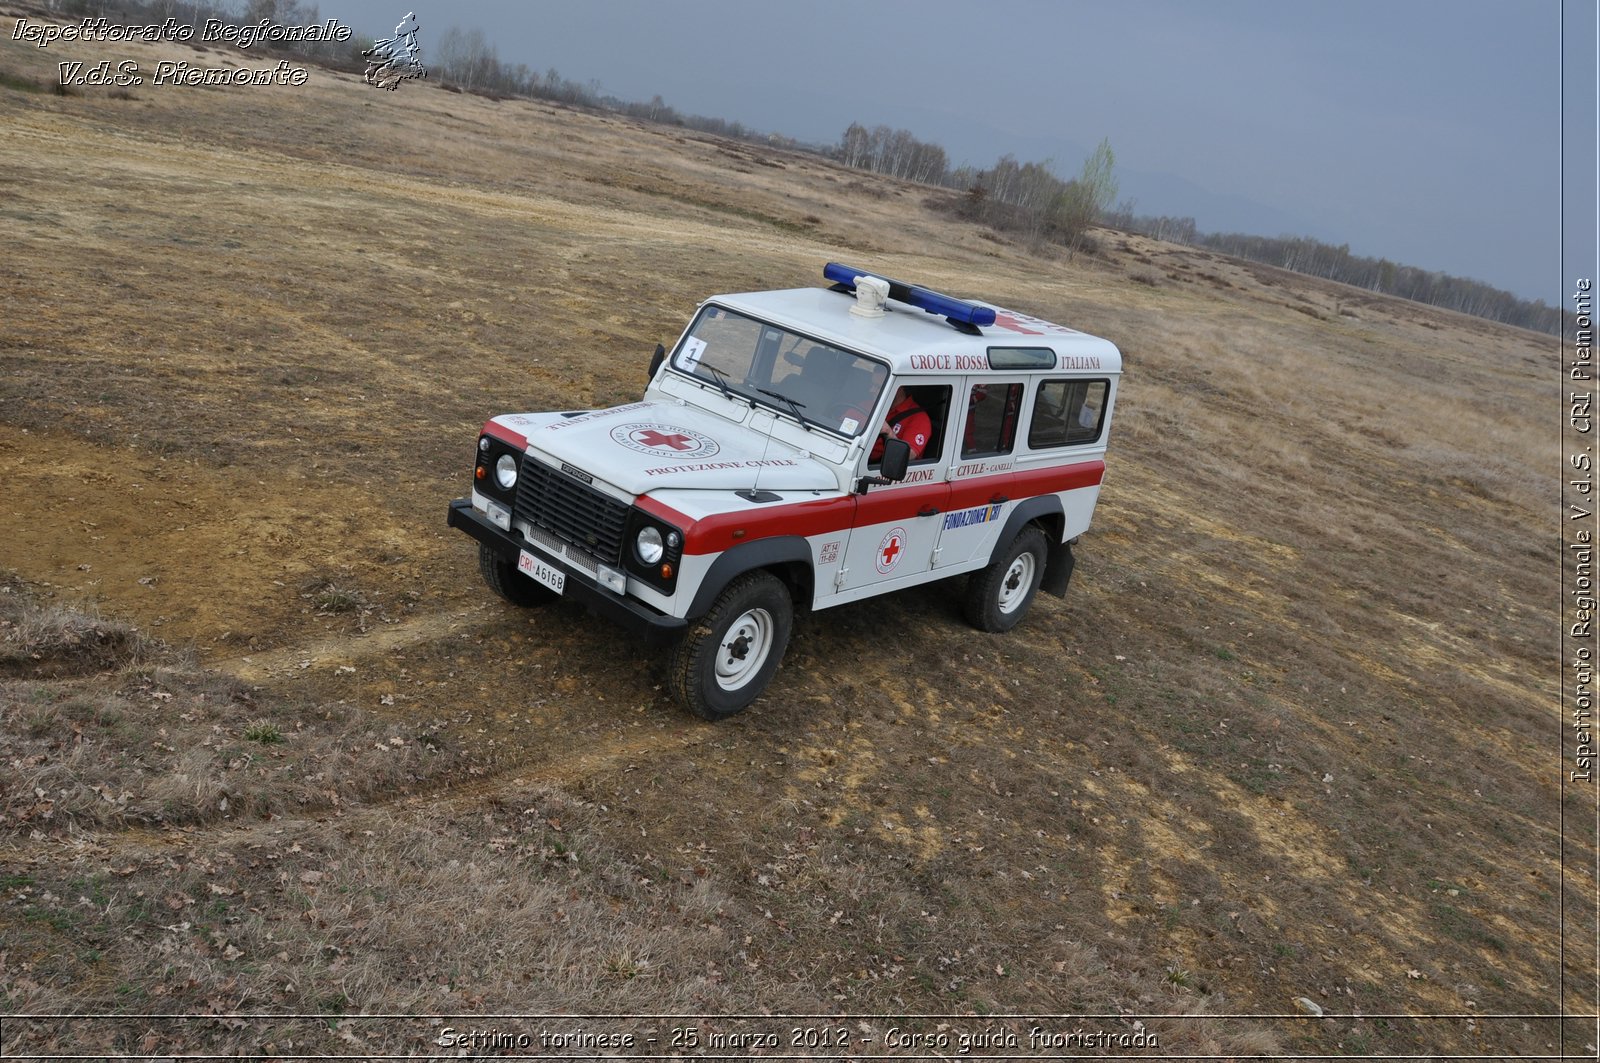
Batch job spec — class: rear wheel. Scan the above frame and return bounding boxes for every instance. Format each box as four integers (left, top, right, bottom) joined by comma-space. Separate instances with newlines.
669, 571, 793, 720
478, 543, 556, 607
964, 526, 1048, 632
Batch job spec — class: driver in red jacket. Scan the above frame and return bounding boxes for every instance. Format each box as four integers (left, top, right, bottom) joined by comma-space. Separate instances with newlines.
871, 387, 932, 463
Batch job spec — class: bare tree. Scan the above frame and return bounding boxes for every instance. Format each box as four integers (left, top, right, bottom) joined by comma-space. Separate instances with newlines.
434, 25, 497, 90
1051, 137, 1117, 255
840, 123, 871, 168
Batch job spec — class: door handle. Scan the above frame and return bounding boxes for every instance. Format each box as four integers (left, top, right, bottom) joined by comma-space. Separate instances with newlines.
989, 494, 1009, 504
917, 505, 942, 517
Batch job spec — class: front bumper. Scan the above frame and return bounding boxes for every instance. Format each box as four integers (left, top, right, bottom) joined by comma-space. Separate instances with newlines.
447, 498, 687, 644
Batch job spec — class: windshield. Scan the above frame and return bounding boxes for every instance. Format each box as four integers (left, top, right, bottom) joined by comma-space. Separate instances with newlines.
671, 304, 889, 437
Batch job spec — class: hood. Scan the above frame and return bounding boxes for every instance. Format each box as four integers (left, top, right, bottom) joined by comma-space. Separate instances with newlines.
490, 401, 839, 496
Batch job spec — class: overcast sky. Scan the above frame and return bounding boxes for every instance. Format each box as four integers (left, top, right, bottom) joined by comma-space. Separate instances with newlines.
330, 1, 1594, 305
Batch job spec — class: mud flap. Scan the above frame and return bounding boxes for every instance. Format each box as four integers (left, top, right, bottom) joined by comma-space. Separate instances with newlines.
1040, 538, 1075, 598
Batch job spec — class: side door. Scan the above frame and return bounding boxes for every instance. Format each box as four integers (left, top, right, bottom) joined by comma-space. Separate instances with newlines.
934, 378, 1026, 571
834, 382, 953, 600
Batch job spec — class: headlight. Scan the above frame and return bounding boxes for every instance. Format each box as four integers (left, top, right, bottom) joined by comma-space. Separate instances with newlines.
635, 526, 664, 565
494, 453, 518, 490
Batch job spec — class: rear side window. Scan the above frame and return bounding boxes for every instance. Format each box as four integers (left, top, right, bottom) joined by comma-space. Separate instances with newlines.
961, 383, 1024, 457
1029, 379, 1109, 448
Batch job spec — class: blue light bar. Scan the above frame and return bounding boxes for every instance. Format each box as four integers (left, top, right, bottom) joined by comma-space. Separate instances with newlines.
824, 261, 997, 328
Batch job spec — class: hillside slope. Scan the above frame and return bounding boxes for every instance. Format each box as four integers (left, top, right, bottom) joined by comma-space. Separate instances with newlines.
0, 15, 1580, 1058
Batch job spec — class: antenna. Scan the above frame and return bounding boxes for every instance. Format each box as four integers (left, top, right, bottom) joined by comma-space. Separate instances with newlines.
737, 412, 782, 504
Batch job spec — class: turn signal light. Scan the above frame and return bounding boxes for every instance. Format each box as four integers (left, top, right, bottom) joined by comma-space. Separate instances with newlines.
660, 563, 673, 579
475, 465, 486, 480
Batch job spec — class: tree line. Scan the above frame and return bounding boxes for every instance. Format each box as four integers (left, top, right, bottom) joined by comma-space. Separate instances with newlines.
833, 123, 1562, 335
838, 123, 1117, 254
1102, 206, 1564, 334
1193, 231, 1561, 333
42, 0, 1562, 335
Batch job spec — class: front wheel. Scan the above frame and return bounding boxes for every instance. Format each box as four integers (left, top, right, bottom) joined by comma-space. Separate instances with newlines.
964, 526, 1048, 632
669, 571, 793, 720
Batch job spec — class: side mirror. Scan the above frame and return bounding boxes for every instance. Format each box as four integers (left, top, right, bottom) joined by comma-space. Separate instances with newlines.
879, 438, 911, 482
854, 439, 911, 494
648, 342, 666, 381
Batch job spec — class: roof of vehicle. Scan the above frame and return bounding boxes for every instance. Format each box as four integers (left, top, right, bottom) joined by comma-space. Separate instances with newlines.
708, 284, 1123, 377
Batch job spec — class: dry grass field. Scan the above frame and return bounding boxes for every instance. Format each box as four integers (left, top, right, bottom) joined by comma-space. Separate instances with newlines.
0, 11, 1586, 1059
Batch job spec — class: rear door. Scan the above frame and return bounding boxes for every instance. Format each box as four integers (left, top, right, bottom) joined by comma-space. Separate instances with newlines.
934, 377, 1026, 570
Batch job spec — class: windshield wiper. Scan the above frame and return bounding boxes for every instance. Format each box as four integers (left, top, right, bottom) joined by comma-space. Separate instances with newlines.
755, 387, 812, 429
698, 362, 738, 401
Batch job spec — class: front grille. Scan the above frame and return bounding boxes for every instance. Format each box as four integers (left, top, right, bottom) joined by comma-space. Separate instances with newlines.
514, 456, 629, 565
521, 523, 600, 576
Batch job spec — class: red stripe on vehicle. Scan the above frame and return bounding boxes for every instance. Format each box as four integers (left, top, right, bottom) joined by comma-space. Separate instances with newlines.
649, 459, 1103, 556
851, 482, 949, 527
945, 459, 1104, 509
678, 495, 857, 555
947, 476, 1012, 510
634, 495, 694, 530
482, 419, 527, 451
1014, 459, 1104, 494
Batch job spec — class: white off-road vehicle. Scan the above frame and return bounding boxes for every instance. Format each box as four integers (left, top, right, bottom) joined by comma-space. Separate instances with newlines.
448, 263, 1121, 718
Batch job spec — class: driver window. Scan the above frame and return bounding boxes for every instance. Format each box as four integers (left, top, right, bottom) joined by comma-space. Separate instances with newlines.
870, 384, 950, 467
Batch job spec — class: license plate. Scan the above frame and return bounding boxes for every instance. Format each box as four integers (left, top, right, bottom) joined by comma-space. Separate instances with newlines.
517, 549, 565, 595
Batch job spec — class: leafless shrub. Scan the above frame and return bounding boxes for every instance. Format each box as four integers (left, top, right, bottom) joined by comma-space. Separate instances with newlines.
0, 583, 144, 678
299, 575, 380, 632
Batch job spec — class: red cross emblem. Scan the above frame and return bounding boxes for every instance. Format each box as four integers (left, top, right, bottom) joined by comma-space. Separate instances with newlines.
881, 535, 902, 566
992, 311, 1043, 336
634, 429, 695, 451
875, 525, 909, 574
611, 423, 720, 459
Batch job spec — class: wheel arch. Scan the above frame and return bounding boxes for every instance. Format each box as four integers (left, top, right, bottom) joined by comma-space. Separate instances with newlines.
686, 536, 814, 620
989, 496, 1075, 599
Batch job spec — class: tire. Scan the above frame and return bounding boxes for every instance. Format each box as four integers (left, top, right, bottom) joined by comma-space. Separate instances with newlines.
668, 571, 793, 721
964, 525, 1048, 633
478, 543, 556, 607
